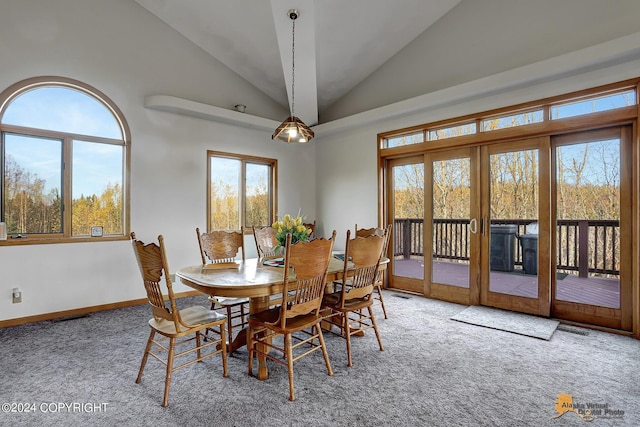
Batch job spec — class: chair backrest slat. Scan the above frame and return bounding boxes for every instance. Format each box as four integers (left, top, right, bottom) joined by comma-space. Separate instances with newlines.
253, 226, 283, 258
339, 230, 385, 307
276, 231, 336, 328
354, 224, 391, 284
131, 232, 183, 331
197, 227, 245, 264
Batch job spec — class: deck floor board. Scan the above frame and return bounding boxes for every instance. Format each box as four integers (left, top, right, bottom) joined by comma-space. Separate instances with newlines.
392, 258, 620, 309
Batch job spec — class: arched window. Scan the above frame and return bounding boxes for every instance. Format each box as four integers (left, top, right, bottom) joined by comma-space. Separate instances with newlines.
0, 77, 130, 243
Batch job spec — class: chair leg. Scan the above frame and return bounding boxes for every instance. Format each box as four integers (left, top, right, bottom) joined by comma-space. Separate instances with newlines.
220, 323, 229, 377
206, 300, 218, 341
225, 306, 234, 355
136, 329, 155, 383
285, 333, 295, 401
376, 285, 388, 319
162, 337, 176, 407
247, 325, 254, 376
196, 331, 202, 360
343, 313, 353, 367
316, 325, 333, 376
368, 306, 384, 351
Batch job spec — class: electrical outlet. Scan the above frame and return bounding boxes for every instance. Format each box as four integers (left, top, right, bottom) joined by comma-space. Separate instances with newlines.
12, 288, 22, 304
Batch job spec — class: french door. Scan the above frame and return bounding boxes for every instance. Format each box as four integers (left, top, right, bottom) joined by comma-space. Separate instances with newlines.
387, 130, 632, 329
387, 149, 480, 306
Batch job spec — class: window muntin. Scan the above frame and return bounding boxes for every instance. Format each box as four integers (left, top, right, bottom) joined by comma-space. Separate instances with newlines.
551, 90, 636, 120
0, 77, 129, 242
481, 110, 544, 132
208, 151, 276, 231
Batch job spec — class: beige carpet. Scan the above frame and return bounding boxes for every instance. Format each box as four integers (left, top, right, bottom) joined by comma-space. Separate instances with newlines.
1, 293, 637, 426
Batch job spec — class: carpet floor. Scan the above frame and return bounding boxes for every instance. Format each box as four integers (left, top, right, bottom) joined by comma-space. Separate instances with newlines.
0, 292, 638, 427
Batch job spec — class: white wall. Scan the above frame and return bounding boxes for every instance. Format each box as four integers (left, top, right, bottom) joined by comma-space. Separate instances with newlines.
0, 0, 314, 321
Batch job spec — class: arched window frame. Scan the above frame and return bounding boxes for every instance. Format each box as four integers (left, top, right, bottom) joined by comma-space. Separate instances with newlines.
0, 76, 130, 244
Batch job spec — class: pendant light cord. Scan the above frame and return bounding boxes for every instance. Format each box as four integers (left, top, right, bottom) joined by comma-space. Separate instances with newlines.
290, 17, 296, 117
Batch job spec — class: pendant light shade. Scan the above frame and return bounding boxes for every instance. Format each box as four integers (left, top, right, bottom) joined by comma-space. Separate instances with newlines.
272, 9, 314, 143
272, 116, 314, 143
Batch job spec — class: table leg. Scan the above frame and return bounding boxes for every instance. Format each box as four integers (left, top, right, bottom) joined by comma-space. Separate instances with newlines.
249, 296, 271, 380
228, 329, 247, 352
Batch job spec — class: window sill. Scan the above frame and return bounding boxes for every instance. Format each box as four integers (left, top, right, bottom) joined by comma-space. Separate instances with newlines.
0, 235, 129, 246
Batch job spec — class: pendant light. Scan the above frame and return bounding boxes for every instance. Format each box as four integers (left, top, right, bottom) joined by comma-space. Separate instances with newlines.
272, 9, 314, 143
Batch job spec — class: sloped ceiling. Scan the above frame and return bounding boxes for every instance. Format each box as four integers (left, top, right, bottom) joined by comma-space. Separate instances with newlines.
134, 0, 461, 126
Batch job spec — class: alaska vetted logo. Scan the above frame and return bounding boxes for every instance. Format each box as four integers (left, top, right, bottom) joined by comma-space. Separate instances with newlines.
553, 393, 624, 421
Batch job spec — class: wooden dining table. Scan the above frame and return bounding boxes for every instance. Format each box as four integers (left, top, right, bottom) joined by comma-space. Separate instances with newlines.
175, 255, 387, 380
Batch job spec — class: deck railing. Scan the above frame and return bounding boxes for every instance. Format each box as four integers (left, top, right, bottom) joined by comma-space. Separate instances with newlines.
393, 218, 620, 277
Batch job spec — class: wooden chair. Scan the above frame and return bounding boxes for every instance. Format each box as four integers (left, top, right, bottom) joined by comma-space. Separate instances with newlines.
323, 230, 385, 367
303, 220, 316, 239
252, 225, 283, 259
354, 224, 387, 239
196, 227, 247, 354
355, 224, 392, 319
247, 230, 337, 401
131, 232, 228, 407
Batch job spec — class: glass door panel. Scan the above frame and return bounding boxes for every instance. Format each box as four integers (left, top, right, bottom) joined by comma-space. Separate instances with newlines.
488, 148, 539, 297
431, 156, 471, 288
555, 138, 620, 308
551, 127, 631, 331
388, 157, 425, 294
481, 138, 548, 315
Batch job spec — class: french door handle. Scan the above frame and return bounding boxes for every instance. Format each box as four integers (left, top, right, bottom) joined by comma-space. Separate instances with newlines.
469, 218, 478, 234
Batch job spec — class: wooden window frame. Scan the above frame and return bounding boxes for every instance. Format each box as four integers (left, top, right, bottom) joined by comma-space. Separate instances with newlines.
0, 76, 131, 245
206, 150, 277, 233
379, 78, 640, 156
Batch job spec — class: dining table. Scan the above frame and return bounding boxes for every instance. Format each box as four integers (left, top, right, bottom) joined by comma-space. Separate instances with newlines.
175, 255, 388, 380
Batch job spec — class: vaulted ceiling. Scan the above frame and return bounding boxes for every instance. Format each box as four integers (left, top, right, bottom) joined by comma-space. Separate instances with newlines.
134, 0, 461, 127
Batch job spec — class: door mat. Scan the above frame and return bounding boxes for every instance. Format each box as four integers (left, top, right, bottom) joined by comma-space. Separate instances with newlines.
451, 305, 559, 340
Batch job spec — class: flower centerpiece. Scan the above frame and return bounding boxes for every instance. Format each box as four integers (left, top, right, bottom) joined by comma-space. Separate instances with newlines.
272, 213, 312, 250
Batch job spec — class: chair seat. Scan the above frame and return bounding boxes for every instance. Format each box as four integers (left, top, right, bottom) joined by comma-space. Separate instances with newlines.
323, 292, 372, 312
209, 296, 249, 306
249, 307, 331, 334
149, 305, 226, 335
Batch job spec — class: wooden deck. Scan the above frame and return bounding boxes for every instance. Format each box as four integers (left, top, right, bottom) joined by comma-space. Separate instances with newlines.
393, 258, 620, 309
